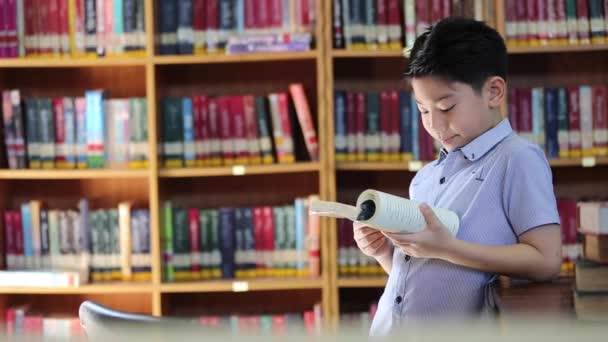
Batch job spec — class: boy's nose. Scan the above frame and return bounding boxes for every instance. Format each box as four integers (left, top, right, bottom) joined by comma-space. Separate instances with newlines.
429, 111, 447, 131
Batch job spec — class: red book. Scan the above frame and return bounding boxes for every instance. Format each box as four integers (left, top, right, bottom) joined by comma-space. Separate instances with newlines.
5, 308, 16, 335
277, 93, 294, 163
554, 0, 568, 43
386, 0, 401, 46
506, 0, 518, 45
442, 0, 452, 17
262, 206, 274, 277
36, 0, 50, 55
431, 0, 443, 23
24, 0, 36, 55
380, 91, 391, 161
242, 95, 261, 164
568, 87, 582, 157
258, 0, 270, 32
206, 0, 219, 51
537, 0, 549, 44
53, 97, 66, 168
415, 0, 430, 36
58, 0, 69, 54
301, 0, 311, 27
526, 0, 539, 44
193, 0, 206, 53
592, 86, 608, 156
230, 96, 249, 164
207, 97, 222, 166
577, 0, 591, 43
515, 0, 528, 44
193, 95, 204, 165
217, 96, 234, 165
389, 90, 400, 160
244, 0, 256, 32
253, 207, 265, 274
376, 0, 388, 46
188, 208, 201, 276
13, 212, 24, 269
198, 95, 210, 166
4, 212, 15, 270
517, 88, 533, 143
6, 0, 17, 57
48, 0, 60, 55
269, 0, 283, 32
289, 84, 318, 161
508, 87, 519, 132
546, 0, 558, 42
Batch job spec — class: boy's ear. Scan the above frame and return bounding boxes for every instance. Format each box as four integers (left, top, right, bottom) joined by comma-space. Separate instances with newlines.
485, 76, 506, 109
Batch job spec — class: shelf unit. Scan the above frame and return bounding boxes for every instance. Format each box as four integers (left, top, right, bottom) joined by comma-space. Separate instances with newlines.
1, 0, 606, 327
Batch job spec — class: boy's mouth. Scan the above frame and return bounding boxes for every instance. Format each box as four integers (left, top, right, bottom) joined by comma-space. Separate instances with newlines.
441, 135, 457, 144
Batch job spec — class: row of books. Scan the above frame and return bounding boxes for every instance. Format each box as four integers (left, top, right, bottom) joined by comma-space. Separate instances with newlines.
195, 305, 322, 336
578, 201, 608, 235
332, 0, 495, 50
340, 303, 377, 333
1, 199, 151, 286
508, 85, 607, 159
161, 84, 318, 168
334, 90, 437, 163
157, 0, 316, 55
1, 90, 149, 170
558, 199, 583, 268
0, 0, 146, 59
337, 218, 384, 277
505, 0, 608, 48
162, 196, 321, 282
4, 308, 83, 340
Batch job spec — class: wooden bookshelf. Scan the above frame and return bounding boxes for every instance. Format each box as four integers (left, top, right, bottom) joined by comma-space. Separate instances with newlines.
332, 49, 404, 58
337, 277, 388, 288
153, 51, 319, 65
0, 283, 153, 295
509, 43, 608, 54
0, 57, 148, 68
160, 278, 324, 294
0, 169, 149, 180
159, 162, 321, 178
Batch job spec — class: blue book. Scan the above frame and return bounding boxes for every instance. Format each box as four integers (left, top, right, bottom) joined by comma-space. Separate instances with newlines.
182, 97, 196, 167
233, 207, 245, 278
410, 95, 419, 161
177, 0, 194, 54
235, 0, 245, 33
114, 0, 124, 54
399, 91, 413, 160
294, 198, 306, 275
85, 90, 105, 168
218, 0, 234, 50
159, 0, 178, 55
219, 208, 235, 279
544, 88, 559, 159
242, 208, 256, 276
557, 88, 569, 158
21, 203, 33, 269
334, 91, 347, 161
123, 0, 137, 51
75, 98, 88, 169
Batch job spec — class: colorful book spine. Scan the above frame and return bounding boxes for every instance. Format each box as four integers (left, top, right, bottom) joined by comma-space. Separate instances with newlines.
85, 90, 105, 168
182, 97, 196, 167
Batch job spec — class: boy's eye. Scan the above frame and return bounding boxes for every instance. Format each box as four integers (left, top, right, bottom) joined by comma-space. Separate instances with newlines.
439, 105, 456, 113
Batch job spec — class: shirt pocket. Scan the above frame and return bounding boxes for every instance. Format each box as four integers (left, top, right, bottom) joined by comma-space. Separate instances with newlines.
451, 165, 486, 218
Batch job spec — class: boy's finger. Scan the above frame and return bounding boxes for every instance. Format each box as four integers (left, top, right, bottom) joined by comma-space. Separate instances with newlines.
359, 233, 386, 249
383, 231, 418, 243
420, 203, 441, 227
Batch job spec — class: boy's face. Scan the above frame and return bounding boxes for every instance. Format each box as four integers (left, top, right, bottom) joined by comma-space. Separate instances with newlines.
412, 76, 504, 152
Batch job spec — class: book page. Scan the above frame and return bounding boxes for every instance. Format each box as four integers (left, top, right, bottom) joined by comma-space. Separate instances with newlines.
309, 200, 359, 221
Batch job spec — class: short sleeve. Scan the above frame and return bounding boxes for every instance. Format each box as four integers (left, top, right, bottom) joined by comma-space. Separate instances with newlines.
502, 145, 560, 236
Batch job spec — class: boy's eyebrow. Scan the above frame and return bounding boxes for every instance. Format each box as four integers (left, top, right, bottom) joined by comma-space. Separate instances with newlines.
415, 94, 454, 104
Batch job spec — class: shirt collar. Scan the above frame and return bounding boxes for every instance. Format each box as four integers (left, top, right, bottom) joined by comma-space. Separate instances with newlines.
436, 118, 513, 165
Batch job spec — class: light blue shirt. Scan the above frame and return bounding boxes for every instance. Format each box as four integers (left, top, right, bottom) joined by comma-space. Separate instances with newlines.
369, 119, 560, 336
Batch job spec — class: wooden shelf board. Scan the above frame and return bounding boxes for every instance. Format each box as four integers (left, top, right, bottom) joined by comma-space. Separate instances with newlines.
0, 169, 149, 180
160, 278, 324, 293
0, 283, 153, 294
336, 157, 608, 171
332, 49, 404, 58
159, 162, 321, 178
0, 57, 147, 68
337, 277, 387, 288
508, 43, 608, 54
153, 51, 319, 65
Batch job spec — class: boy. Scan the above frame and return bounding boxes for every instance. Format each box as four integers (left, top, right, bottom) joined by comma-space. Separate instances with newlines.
354, 18, 562, 336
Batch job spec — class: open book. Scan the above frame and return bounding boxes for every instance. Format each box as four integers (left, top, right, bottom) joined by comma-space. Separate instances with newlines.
309, 189, 459, 236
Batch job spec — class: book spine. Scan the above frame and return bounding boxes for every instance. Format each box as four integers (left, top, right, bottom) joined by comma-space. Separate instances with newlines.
276, 93, 294, 163
159, 0, 178, 55
577, 0, 591, 44
243, 207, 256, 278
557, 88, 569, 158
21, 203, 33, 269
75, 97, 87, 169
39, 99, 56, 169
272, 206, 285, 276
568, 87, 582, 157
58, 0, 70, 54
193, 0, 206, 54
253, 207, 265, 276
333, 0, 344, 48
134, 0, 145, 52
538, 0, 549, 45
341, 0, 351, 48
289, 84, 319, 161
173, 207, 190, 281
177, 0, 194, 54
243, 95, 261, 164
389, 90, 400, 161
53, 98, 67, 168
234, 208, 245, 278
410, 94, 419, 160
555, 0, 568, 44
379, 91, 391, 161
219, 207, 235, 279
386, 0, 400, 48
198, 209, 210, 279
592, 86, 608, 156
334, 91, 347, 161
206, 0, 219, 52
10, 91, 26, 168
532, 87, 546, 151
182, 97, 196, 167
2, 91, 16, 169
218, 96, 235, 165
230, 96, 249, 165
415, 0, 429, 36
254, 96, 275, 164
4, 212, 15, 270
544, 88, 559, 159
404, 0, 415, 47
218, 0, 233, 50
262, 206, 274, 277
192, 95, 204, 166
365, 92, 380, 161
113, 0, 124, 55
355, 91, 366, 161
14, 211, 24, 269
162, 202, 174, 282
207, 98, 223, 165
85, 90, 105, 168
364, 0, 377, 48
123, 0, 136, 51
163, 98, 184, 168
307, 196, 320, 277
188, 208, 201, 279
580, 86, 594, 156
589, 0, 606, 44
208, 209, 221, 278
284, 205, 296, 276
63, 98, 77, 169
399, 91, 413, 161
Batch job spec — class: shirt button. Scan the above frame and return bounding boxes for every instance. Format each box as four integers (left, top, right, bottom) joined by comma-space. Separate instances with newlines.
395, 296, 403, 304
404, 255, 411, 262
439, 177, 446, 184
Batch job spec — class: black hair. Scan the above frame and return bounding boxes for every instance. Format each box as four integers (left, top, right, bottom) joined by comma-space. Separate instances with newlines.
405, 17, 507, 92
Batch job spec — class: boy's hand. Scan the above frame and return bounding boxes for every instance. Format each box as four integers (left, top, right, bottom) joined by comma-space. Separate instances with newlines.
383, 203, 456, 260
353, 222, 393, 258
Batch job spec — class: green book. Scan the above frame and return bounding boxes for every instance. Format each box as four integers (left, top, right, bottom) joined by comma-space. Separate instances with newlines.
162, 202, 175, 282
172, 207, 190, 281
163, 98, 184, 168
208, 209, 221, 279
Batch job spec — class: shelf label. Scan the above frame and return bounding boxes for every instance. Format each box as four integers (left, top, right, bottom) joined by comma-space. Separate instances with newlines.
232, 281, 249, 292
408, 161, 423, 172
582, 157, 596, 168
232, 165, 246, 176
